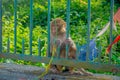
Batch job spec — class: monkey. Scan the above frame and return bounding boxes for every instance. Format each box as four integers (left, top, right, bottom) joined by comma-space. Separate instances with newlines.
49, 18, 93, 75
50, 18, 67, 73
50, 18, 67, 57
49, 18, 76, 73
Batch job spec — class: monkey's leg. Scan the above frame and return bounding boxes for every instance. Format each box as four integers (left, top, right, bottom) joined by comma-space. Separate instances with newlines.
63, 53, 75, 74
56, 65, 63, 73
50, 64, 61, 73
50, 51, 60, 73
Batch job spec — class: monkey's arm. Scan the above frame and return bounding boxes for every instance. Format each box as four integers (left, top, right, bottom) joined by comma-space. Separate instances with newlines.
60, 38, 76, 59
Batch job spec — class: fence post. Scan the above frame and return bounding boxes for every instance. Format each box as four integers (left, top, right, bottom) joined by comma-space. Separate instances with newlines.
66, 0, 70, 39
47, 0, 51, 57
14, 0, 17, 54
0, 0, 2, 53
109, 0, 114, 63
86, 0, 91, 61
30, 0, 33, 55
66, 0, 71, 59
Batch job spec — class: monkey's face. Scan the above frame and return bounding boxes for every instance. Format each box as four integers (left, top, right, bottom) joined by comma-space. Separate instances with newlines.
51, 24, 58, 34
51, 24, 66, 35
50, 18, 66, 35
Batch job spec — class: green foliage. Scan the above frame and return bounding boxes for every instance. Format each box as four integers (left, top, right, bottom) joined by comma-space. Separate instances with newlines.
2, 15, 47, 55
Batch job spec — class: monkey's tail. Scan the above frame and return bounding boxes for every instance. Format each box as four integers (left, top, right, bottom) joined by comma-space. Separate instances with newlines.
38, 45, 56, 79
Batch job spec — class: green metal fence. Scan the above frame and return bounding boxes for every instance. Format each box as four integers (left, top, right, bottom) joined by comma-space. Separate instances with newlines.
0, 0, 120, 74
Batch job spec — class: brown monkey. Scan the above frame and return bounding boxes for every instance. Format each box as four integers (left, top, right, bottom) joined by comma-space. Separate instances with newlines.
50, 18, 76, 73
50, 18, 67, 73
50, 18, 66, 57
50, 18, 93, 75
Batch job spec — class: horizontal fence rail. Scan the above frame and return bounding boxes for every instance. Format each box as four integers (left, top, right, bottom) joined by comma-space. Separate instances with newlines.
0, 0, 120, 74
0, 53, 120, 73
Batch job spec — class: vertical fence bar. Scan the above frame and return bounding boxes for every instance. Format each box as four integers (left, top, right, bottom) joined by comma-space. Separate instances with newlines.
38, 38, 41, 56
22, 38, 25, 54
30, 0, 33, 55
47, 0, 51, 57
86, 0, 91, 61
7, 37, 10, 53
109, 0, 114, 63
76, 43, 79, 60
57, 46, 60, 58
66, 0, 70, 59
66, 0, 70, 38
14, 0, 17, 54
0, 0, 2, 53
98, 45, 101, 63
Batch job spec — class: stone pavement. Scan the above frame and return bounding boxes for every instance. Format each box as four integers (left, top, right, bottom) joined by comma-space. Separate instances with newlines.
0, 63, 120, 80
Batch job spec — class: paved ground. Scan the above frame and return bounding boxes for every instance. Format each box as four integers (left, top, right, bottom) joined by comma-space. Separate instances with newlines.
0, 63, 120, 80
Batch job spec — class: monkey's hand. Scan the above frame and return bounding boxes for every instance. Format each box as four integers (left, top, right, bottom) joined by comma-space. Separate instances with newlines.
55, 39, 61, 47
61, 38, 74, 49
64, 38, 74, 46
